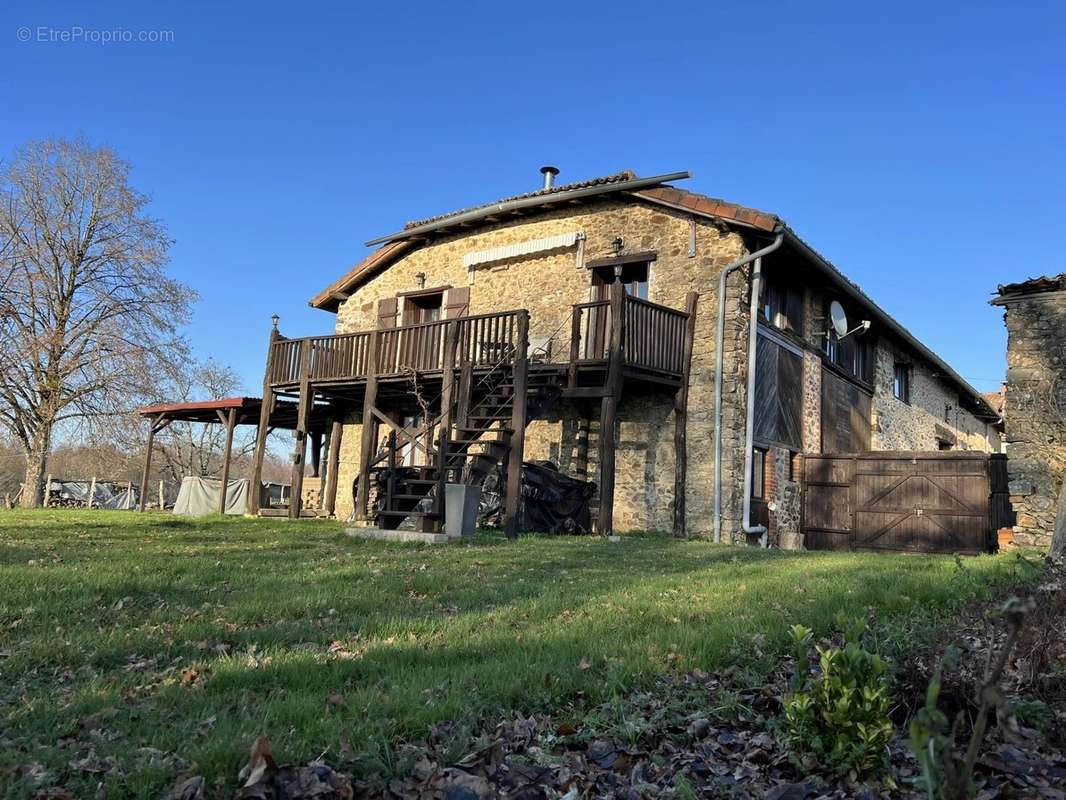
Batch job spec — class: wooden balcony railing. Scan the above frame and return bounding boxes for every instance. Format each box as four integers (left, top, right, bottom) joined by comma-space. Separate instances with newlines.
268, 297, 692, 386
269, 311, 523, 384
623, 295, 690, 374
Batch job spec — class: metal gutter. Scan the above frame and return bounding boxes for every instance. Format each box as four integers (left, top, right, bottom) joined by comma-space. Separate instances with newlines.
713, 230, 784, 544
365, 171, 692, 246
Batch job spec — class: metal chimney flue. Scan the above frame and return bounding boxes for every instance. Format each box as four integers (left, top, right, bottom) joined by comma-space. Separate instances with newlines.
540, 165, 559, 190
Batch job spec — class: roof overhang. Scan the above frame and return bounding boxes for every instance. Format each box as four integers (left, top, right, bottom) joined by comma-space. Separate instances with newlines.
309, 240, 420, 312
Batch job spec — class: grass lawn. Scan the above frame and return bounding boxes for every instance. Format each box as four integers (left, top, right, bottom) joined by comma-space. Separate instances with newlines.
0, 510, 1035, 797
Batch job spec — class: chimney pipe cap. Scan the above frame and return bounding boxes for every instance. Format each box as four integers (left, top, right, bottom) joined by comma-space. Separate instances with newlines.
539, 165, 560, 189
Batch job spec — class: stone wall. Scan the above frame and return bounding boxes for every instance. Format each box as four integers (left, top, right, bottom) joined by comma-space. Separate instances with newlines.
870, 339, 1001, 453
330, 198, 752, 534
999, 293, 1066, 550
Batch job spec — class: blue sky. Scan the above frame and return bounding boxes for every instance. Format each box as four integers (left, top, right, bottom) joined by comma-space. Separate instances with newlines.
3, 1, 1064, 394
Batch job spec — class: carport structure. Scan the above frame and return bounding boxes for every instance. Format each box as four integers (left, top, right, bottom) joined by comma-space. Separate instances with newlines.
136, 396, 340, 516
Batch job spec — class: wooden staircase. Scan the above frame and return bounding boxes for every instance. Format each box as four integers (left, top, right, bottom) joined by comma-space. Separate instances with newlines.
372, 366, 562, 531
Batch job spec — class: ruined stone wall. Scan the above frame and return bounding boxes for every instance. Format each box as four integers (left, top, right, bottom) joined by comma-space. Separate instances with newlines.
999, 293, 1066, 550
870, 339, 1000, 453
330, 199, 752, 533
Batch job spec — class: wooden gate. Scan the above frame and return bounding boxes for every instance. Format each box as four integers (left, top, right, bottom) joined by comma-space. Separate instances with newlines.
802, 452, 1010, 554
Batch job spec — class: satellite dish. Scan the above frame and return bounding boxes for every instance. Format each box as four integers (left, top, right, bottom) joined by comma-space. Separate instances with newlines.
829, 301, 848, 338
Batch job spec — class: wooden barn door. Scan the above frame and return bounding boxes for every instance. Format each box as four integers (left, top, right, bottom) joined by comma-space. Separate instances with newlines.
851, 453, 991, 553
801, 454, 855, 550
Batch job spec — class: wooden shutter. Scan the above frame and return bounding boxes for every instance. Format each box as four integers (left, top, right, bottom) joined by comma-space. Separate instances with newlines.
376, 297, 398, 328
443, 287, 470, 318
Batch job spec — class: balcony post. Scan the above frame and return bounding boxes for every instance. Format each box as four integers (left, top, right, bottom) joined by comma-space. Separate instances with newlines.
673, 292, 699, 538
434, 319, 461, 530
504, 310, 530, 538
568, 304, 582, 388
323, 417, 343, 517
248, 325, 280, 515
355, 328, 381, 522
288, 339, 313, 519
597, 279, 626, 535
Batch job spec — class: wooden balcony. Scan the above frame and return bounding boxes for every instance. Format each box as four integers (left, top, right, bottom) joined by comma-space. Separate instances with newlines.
268, 296, 692, 389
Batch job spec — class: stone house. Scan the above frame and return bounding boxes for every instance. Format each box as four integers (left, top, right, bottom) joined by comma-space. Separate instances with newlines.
254, 168, 1001, 545
992, 275, 1066, 550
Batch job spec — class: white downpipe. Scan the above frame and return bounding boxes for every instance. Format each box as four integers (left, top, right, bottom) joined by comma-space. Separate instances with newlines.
712, 231, 783, 543
741, 256, 769, 545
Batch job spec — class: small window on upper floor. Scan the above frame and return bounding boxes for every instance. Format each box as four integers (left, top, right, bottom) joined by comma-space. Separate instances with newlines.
760, 280, 802, 333
893, 362, 911, 404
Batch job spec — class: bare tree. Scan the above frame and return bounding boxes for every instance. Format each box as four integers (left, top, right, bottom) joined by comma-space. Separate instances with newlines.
0, 138, 195, 507
153, 359, 257, 483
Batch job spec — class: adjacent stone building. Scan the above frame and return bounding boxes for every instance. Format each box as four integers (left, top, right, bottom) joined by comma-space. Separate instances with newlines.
293, 168, 1000, 544
992, 275, 1066, 549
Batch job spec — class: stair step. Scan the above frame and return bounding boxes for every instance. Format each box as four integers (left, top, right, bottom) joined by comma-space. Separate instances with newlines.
397, 478, 438, 486
467, 415, 512, 423
454, 425, 514, 435
391, 493, 430, 501
376, 510, 438, 518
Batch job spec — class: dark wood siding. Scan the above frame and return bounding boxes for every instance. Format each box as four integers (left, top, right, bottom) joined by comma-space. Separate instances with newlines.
753, 332, 803, 450
820, 368, 871, 453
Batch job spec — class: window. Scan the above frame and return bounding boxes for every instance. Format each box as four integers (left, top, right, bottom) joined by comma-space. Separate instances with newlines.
760, 280, 802, 332
823, 329, 870, 382
893, 362, 911, 403
751, 447, 766, 499
821, 299, 870, 382
591, 262, 649, 300
402, 290, 444, 324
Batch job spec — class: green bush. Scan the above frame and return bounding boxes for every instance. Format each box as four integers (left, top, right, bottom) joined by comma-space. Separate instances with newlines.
783, 616, 894, 780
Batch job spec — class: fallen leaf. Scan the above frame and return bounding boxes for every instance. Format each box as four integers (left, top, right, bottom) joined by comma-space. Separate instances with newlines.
577, 657, 591, 671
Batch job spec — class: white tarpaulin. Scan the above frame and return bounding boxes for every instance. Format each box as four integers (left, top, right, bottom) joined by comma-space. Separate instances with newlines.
46, 480, 138, 509
172, 477, 250, 516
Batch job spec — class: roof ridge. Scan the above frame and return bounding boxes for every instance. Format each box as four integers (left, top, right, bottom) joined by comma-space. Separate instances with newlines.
403, 170, 638, 230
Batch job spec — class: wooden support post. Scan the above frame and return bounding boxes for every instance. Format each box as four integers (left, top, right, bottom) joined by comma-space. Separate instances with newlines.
597, 279, 626, 535
456, 363, 473, 428
385, 431, 397, 514
355, 329, 381, 522
289, 339, 313, 520
435, 320, 461, 531
323, 417, 343, 517
43, 473, 52, 508
673, 292, 699, 538
125, 481, 133, 510
249, 327, 281, 515
88, 476, 97, 510
310, 431, 322, 477
217, 407, 237, 516
159, 480, 165, 511
139, 417, 170, 512
504, 310, 530, 539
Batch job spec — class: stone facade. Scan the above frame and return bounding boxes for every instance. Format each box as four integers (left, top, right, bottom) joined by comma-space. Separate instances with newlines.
331, 199, 753, 535
870, 339, 1002, 452
996, 291, 1066, 550
315, 189, 999, 545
